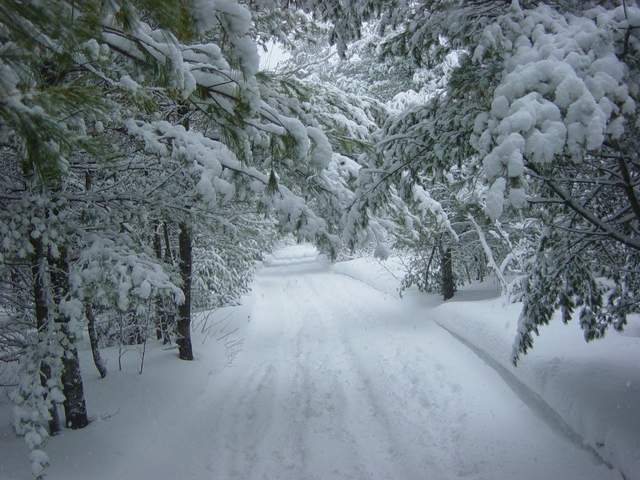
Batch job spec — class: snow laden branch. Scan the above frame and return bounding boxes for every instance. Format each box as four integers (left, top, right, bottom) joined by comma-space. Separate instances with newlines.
472, 2, 639, 220
100, 0, 259, 103
71, 234, 185, 311
125, 119, 340, 251
466, 213, 507, 292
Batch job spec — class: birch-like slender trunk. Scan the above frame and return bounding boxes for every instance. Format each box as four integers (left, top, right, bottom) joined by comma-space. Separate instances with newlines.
161, 222, 175, 344
177, 222, 194, 360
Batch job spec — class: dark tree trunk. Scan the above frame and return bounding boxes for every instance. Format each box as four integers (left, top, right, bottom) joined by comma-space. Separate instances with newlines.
152, 224, 164, 341
30, 237, 60, 435
177, 222, 194, 360
175, 107, 192, 359
163, 222, 173, 263
424, 243, 437, 292
59, 347, 89, 429
85, 303, 107, 378
161, 222, 175, 344
48, 247, 89, 429
441, 245, 456, 301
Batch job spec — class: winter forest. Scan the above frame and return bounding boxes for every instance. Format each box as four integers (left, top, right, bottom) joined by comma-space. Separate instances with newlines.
0, 0, 639, 479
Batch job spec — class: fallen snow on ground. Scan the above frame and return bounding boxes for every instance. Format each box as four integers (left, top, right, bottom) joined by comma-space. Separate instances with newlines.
434, 299, 640, 480
0, 245, 635, 479
330, 255, 405, 297
332, 251, 640, 480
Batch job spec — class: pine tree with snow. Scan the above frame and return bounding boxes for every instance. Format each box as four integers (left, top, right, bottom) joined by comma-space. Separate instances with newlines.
300, 0, 640, 350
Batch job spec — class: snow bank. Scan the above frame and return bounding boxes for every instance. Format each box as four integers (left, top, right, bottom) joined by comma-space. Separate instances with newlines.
331, 256, 404, 297
433, 298, 640, 480
0, 301, 253, 479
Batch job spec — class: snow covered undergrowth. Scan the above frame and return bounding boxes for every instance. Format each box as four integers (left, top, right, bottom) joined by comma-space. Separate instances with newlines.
332, 254, 640, 480
0, 300, 254, 480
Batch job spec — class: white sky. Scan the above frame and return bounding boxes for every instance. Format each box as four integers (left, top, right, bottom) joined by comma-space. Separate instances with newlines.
258, 40, 291, 71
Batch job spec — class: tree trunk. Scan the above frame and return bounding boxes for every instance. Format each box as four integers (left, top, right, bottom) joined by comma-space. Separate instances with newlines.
161, 222, 175, 344
177, 222, 194, 360
152, 224, 164, 341
48, 247, 89, 429
423, 243, 437, 292
82, 167, 107, 379
30, 237, 60, 435
441, 245, 455, 301
175, 106, 192, 359
85, 303, 107, 378
153, 223, 171, 344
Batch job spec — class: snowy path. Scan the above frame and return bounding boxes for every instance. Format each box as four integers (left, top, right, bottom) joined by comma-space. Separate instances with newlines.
198, 247, 616, 480
9, 246, 620, 480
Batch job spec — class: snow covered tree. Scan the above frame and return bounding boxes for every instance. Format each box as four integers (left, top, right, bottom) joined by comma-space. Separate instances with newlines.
298, 0, 640, 351
1, 0, 367, 474
463, 1, 640, 361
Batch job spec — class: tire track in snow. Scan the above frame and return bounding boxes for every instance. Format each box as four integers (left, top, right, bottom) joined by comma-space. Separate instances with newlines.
251, 276, 309, 480
209, 276, 302, 480
329, 265, 618, 476
207, 256, 619, 480
312, 272, 610, 479
300, 274, 419, 480
326, 268, 618, 477
287, 287, 313, 479
221, 362, 278, 480
309, 274, 454, 480
287, 275, 381, 480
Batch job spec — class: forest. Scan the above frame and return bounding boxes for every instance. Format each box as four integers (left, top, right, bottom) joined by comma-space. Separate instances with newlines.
0, 1, 639, 479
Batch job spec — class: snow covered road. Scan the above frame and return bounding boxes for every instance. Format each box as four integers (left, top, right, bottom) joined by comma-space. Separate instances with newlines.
4, 245, 622, 480
201, 246, 617, 480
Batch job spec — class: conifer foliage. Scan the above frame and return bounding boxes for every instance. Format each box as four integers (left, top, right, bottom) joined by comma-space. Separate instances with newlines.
295, 0, 640, 362
0, 1, 360, 475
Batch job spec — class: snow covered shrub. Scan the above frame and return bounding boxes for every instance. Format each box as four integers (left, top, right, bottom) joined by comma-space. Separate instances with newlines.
9, 322, 65, 477
192, 216, 277, 311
